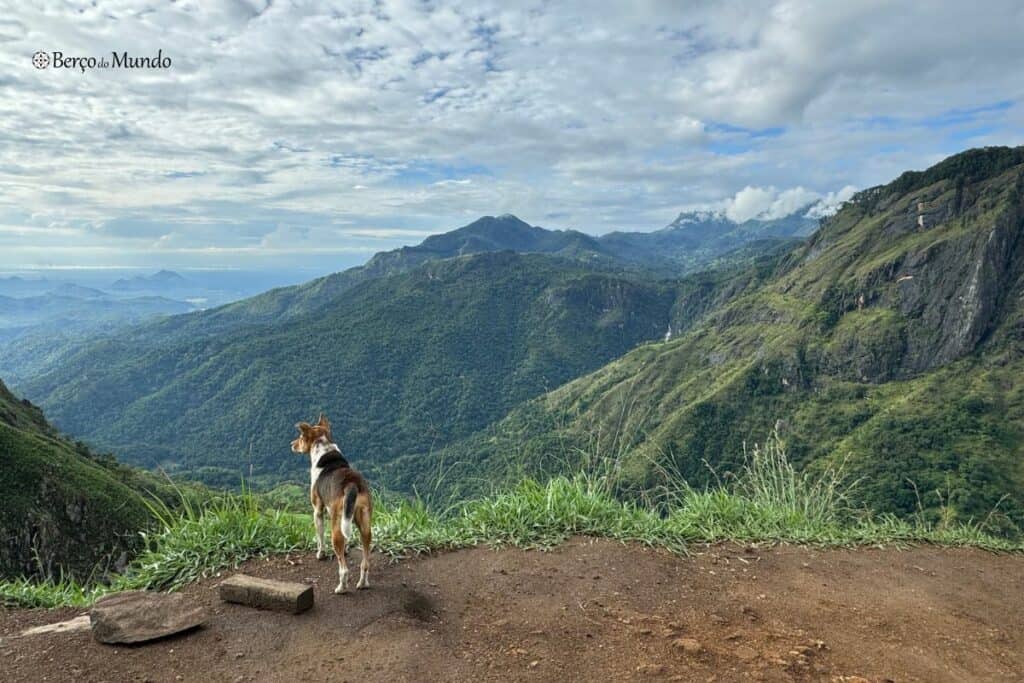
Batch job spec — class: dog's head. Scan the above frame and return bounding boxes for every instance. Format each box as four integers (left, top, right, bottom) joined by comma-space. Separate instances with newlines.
291, 413, 332, 454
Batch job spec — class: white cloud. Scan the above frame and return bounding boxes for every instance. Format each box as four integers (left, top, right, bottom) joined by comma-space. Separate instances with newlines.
725, 186, 776, 222
723, 185, 820, 222
721, 184, 855, 222
805, 185, 858, 218
0, 1, 1021, 267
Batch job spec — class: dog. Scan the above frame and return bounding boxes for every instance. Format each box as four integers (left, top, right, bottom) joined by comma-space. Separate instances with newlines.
290, 414, 373, 594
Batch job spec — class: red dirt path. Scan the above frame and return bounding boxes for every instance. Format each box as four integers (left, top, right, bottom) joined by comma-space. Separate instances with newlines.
2, 539, 1023, 682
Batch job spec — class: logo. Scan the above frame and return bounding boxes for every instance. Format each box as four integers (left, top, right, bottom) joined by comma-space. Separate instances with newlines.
30, 50, 172, 73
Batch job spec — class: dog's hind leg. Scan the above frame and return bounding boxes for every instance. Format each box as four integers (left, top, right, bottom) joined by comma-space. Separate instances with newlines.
331, 499, 349, 594
311, 489, 327, 560
355, 494, 372, 589
314, 507, 327, 560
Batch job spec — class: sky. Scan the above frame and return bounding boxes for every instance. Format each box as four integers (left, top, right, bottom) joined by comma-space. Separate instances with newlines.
2, 0, 1023, 271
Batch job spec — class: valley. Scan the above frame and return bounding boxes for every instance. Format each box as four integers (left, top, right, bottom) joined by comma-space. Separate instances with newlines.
5, 147, 1024, 537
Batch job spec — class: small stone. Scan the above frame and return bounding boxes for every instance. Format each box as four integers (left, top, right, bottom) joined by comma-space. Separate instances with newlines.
636, 663, 665, 675
673, 637, 703, 655
20, 615, 92, 637
733, 645, 758, 661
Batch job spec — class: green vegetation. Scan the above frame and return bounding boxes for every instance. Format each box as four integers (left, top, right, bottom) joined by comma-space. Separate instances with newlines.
395, 148, 1024, 531
4, 431, 1018, 609
0, 380, 204, 580
20, 250, 778, 490
8, 146, 1024, 560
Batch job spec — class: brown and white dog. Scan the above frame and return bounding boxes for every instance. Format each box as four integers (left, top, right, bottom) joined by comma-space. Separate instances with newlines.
290, 414, 373, 594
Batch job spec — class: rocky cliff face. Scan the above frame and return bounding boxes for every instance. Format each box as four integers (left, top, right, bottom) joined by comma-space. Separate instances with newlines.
793, 151, 1024, 382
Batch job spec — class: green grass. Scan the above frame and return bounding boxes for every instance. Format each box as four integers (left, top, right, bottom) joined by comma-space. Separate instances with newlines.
4, 433, 1021, 609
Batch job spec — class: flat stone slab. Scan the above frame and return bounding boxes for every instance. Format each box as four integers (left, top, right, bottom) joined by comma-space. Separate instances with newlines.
20, 615, 92, 637
219, 573, 314, 614
90, 590, 205, 644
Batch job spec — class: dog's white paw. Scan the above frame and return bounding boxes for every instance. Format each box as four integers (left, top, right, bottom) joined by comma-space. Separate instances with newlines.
334, 583, 349, 595
356, 578, 369, 590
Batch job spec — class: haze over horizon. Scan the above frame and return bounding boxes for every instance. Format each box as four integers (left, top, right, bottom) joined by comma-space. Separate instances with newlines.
3, 1, 1024, 270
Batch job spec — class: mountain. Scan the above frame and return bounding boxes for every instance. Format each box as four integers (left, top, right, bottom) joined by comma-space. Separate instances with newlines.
401, 147, 1024, 530
53, 211, 812, 348
597, 207, 817, 274
111, 269, 190, 292
0, 212, 779, 383
0, 294, 196, 383
0, 276, 55, 298
0, 379, 157, 580
4, 203, 824, 495
49, 282, 109, 299
17, 249, 783, 489
0, 293, 193, 329
372, 214, 607, 265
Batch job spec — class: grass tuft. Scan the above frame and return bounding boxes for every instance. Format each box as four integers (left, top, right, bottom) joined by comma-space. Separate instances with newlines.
3, 432, 1021, 609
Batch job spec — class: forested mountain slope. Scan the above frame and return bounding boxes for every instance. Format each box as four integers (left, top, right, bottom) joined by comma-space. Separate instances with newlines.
19, 252, 779, 488
397, 147, 1024, 530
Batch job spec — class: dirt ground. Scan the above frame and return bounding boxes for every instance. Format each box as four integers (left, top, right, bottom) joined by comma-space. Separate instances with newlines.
2, 539, 1023, 682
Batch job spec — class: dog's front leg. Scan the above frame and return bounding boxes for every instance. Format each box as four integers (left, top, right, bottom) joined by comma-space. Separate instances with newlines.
314, 507, 327, 560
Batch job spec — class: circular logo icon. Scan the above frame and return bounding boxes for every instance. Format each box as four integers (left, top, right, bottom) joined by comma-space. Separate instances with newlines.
32, 51, 49, 69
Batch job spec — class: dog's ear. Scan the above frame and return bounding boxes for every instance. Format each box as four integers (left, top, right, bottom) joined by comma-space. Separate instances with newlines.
296, 421, 312, 433
317, 413, 331, 432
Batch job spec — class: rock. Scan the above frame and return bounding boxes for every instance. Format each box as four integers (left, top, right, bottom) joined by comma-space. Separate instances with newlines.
733, 645, 758, 662
20, 615, 92, 637
672, 637, 703, 655
636, 663, 665, 675
219, 574, 314, 614
90, 591, 204, 644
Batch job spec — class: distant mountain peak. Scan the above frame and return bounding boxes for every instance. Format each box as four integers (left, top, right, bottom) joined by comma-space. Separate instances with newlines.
665, 209, 728, 229
112, 269, 189, 291
463, 214, 531, 229
151, 269, 187, 281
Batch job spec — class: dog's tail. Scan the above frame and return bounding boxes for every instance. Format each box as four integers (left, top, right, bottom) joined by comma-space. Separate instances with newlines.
341, 485, 358, 540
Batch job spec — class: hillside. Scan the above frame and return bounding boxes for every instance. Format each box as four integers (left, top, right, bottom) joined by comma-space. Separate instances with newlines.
0, 293, 192, 332
17, 252, 779, 488
0, 380, 155, 580
401, 147, 1024, 529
